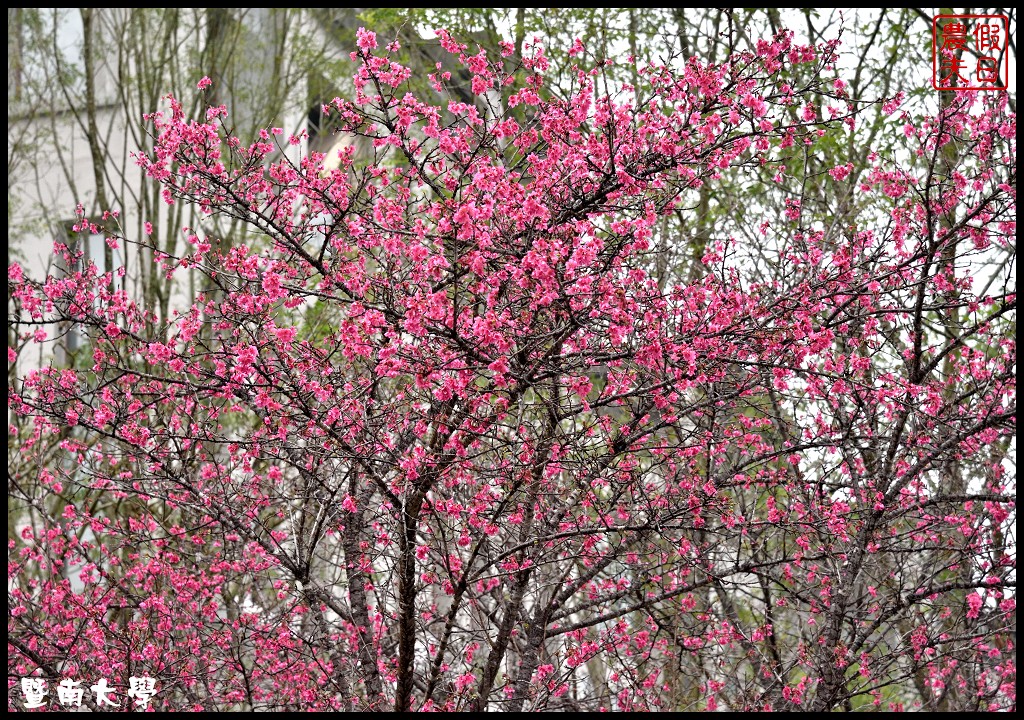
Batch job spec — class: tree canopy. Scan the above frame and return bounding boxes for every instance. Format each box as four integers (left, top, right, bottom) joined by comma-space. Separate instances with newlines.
8, 15, 1017, 712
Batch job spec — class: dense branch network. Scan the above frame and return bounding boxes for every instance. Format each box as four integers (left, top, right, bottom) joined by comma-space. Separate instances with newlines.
8, 26, 1015, 712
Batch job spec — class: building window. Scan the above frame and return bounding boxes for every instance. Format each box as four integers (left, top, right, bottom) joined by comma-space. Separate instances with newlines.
59, 219, 125, 361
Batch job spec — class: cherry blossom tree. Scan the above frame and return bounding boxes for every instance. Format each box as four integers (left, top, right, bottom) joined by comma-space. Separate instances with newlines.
8, 26, 1015, 711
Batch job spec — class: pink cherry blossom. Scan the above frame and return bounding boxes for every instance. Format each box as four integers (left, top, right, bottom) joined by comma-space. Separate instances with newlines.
7, 25, 1015, 714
